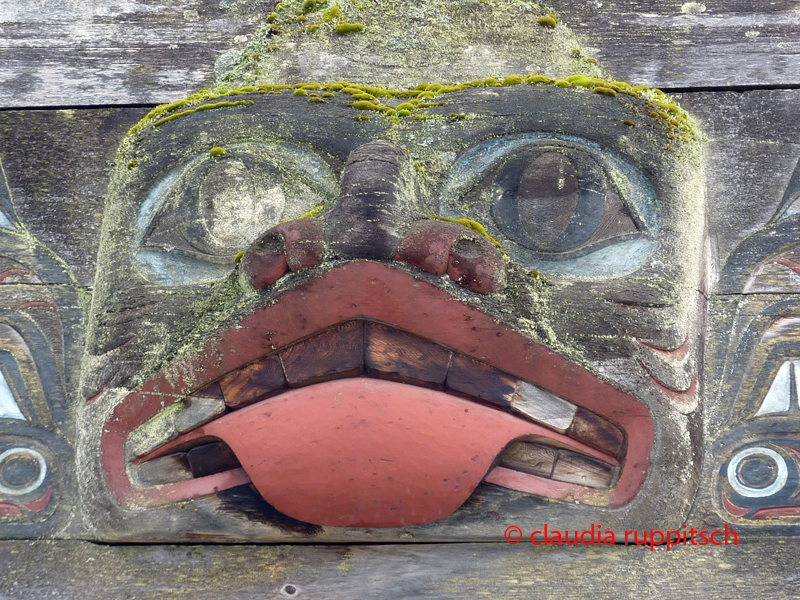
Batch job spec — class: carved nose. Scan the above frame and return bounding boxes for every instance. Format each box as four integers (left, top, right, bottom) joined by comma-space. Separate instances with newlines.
327, 141, 431, 259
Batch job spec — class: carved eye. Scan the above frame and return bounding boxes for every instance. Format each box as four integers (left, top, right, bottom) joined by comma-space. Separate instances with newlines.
727, 446, 791, 499
440, 135, 659, 278
721, 442, 800, 517
134, 143, 338, 285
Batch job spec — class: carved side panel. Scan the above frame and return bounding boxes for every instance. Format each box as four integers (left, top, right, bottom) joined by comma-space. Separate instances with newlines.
0, 159, 81, 537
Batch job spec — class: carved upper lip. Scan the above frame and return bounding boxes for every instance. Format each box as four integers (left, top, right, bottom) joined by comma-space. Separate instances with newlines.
101, 261, 653, 514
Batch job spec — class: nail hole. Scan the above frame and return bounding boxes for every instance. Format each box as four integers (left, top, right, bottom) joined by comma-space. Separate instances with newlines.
281, 583, 299, 596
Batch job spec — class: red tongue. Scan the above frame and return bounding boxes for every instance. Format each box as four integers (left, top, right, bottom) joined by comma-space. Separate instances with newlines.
195, 379, 567, 527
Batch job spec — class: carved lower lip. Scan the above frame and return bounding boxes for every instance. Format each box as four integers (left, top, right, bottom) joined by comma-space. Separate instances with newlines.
101, 261, 653, 525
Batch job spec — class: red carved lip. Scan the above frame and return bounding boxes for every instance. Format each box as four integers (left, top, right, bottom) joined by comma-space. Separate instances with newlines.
101, 262, 653, 527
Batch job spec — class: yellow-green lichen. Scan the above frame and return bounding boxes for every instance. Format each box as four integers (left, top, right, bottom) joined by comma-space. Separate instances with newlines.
299, 204, 326, 219
209, 147, 227, 158
308, 96, 329, 103
293, 88, 309, 96
127, 160, 138, 169
433, 216, 502, 248
234, 250, 245, 264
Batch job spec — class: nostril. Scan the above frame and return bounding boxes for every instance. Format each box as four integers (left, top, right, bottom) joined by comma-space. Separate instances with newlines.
241, 219, 325, 289
452, 238, 484, 259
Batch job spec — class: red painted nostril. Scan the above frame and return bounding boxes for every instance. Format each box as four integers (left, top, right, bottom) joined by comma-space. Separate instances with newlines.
447, 234, 507, 294
242, 219, 325, 289
395, 220, 507, 294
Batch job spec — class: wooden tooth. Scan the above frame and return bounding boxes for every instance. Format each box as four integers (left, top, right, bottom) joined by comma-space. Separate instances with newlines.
551, 450, 616, 489
174, 396, 226, 433
136, 453, 193, 487
445, 354, 517, 407
567, 408, 626, 459
218, 354, 287, 408
187, 441, 242, 478
499, 441, 557, 478
511, 381, 578, 432
279, 320, 364, 386
364, 321, 451, 386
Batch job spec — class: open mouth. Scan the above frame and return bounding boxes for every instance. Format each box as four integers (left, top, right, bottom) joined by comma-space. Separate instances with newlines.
101, 262, 653, 528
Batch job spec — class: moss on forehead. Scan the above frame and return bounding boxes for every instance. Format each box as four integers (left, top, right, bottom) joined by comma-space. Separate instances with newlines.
216, 0, 604, 90
119, 74, 700, 157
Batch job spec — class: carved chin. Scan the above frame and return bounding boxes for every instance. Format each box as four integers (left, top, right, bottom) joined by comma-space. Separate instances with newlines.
100, 262, 653, 528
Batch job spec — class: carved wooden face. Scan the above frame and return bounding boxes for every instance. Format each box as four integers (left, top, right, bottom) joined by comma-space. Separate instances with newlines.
79, 83, 706, 540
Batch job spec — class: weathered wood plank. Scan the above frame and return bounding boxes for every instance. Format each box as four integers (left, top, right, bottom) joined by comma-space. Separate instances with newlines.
0, 0, 256, 107
557, 0, 800, 89
1, 540, 799, 600
2, 2, 800, 108
0, 107, 149, 285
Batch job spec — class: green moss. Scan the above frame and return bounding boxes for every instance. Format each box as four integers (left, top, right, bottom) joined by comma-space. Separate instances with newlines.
306, 24, 320, 32
127, 160, 138, 170
351, 100, 381, 110
322, 92, 335, 97
352, 115, 371, 121
322, 6, 342, 21
537, 14, 558, 28
234, 250, 245, 264
209, 147, 227, 158
623, 120, 636, 127
266, 13, 278, 22
297, 15, 307, 22
593, 86, 617, 97
525, 75, 553, 84
334, 22, 366, 34
121, 72, 700, 154
301, 0, 325, 13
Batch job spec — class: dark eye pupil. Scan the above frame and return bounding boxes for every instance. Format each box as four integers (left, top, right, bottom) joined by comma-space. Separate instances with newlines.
516, 152, 579, 245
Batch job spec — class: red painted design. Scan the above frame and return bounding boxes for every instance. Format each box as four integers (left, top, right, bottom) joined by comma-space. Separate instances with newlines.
395, 220, 507, 293
637, 334, 691, 361
14, 301, 58, 313
776, 257, 800, 277
721, 492, 750, 518
101, 262, 653, 518
751, 506, 800, 519
0, 269, 35, 284
22, 485, 52, 512
242, 218, 325, 289
0, 503, 22, 516
646, 373, 698, 406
